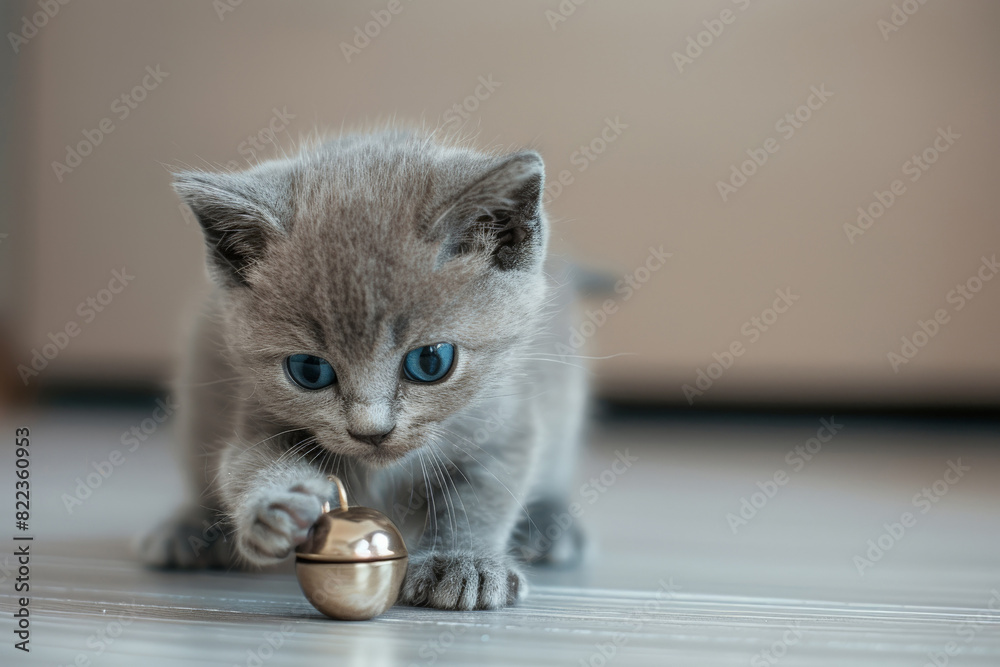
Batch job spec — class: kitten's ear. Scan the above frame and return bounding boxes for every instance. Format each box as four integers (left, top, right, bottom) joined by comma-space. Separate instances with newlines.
173, 170, 285, 287
434, 151, 547, 271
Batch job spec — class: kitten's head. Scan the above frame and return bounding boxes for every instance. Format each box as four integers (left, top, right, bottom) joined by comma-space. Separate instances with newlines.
175, 129, 548, 466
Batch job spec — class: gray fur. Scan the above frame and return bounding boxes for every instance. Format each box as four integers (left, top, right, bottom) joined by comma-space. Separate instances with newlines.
137, 128, 587, 610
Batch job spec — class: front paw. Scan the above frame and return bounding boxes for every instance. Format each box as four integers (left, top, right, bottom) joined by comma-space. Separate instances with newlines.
401, 550, 526, 610
235, 477, 332, 566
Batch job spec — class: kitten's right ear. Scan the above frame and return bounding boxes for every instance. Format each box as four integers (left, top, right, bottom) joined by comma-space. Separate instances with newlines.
173, 170, 284, 287
431, 151, 547, 272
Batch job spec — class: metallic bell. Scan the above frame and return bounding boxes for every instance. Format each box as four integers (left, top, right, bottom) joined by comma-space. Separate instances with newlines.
295, 475, 408, 621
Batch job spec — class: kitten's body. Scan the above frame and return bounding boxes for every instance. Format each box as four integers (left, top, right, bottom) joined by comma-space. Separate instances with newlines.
139, 129, 586, 610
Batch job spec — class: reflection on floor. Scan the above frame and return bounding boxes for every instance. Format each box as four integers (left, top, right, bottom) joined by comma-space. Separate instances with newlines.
1, 407, 998, 666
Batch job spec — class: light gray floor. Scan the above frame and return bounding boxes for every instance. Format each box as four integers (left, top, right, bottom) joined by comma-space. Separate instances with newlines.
1, 407, 998, 666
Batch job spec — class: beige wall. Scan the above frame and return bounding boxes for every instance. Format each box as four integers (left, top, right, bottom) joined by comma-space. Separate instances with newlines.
7, 0, 1000, 405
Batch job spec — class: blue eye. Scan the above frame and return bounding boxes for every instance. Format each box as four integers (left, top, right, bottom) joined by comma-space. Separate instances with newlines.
403, 343, 456, 383
285, 354, 336, 390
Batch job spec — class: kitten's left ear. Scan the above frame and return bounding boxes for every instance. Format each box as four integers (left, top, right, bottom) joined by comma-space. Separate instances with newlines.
173, 170, 288, 288
433, 151, 547, 271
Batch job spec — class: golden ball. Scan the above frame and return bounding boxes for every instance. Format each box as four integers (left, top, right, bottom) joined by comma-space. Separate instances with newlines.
294, 477, 408, 621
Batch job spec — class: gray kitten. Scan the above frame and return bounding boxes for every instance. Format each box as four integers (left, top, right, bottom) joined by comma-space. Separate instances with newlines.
138, 128, 587, 610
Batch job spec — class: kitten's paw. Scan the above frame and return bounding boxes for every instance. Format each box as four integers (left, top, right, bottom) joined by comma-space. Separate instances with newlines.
236, 477, 333, 566
401, 550, 526, 610
135, 506, 233, 569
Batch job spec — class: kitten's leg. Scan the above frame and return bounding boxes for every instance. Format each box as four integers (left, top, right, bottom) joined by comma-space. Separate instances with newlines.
136, 503, 233, 569
512, 309, 590, 568
399, 427, 537, 610
136, 300, 238, 568
509, 393, 588, 567
217, 426, 336, 566
512, 497, 586, 567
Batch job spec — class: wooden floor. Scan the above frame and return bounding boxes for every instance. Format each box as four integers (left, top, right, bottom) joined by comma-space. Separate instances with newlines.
2, 408, 999, 666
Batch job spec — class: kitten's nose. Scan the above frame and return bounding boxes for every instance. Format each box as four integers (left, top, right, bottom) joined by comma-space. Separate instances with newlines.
348, 427, 395, 447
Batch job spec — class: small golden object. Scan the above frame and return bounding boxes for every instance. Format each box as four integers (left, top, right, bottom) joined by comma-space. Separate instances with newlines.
295, 475, 408, 620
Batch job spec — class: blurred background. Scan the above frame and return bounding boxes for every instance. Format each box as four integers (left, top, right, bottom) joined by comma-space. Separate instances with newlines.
3, 0, 998, 411
2, 3, 999, 665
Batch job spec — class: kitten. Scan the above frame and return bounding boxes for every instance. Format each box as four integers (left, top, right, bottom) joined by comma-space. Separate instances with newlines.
138, 128, 587, 610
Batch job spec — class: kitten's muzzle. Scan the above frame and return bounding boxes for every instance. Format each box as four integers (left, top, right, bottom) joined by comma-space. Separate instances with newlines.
347, 427, 395, 447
